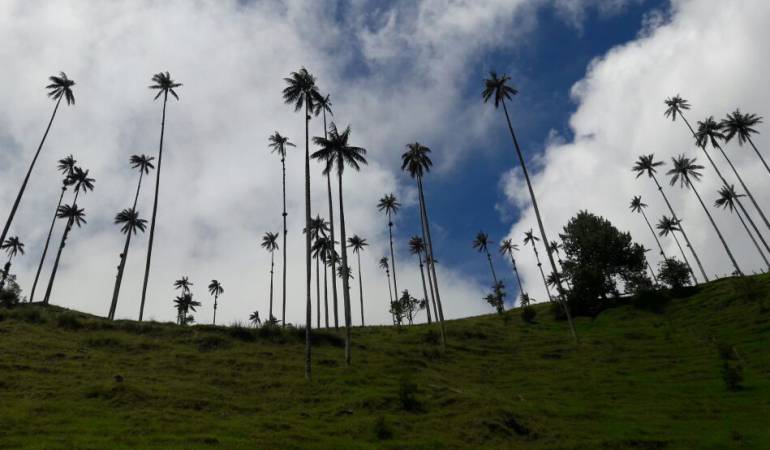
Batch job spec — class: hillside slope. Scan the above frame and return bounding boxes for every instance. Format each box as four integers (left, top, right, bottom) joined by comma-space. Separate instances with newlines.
1, 275, 769, 449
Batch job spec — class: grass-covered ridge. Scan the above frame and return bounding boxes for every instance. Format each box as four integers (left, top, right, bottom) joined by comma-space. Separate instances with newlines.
1, 275, 769, 449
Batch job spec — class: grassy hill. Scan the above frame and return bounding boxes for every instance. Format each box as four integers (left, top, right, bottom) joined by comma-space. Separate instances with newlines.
1, 275, 769, 449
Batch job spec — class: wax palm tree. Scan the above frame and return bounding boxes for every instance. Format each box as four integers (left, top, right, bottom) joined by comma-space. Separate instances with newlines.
173, 276, 193, 295
306, 215, 329, 328
722, 110, 768, 176
656, 215, 695, 283
29, 155, 77, 302
715, 185, 770, 270
379, 256, 395, 323
695, 116, 770, 234
632, 154, 707, 282
140, 72, 182, 322
472, 231, 498, 284
249, 310, 262, 327
314, 93, 341, 329
667, 155, 742, 276
173, 292, 200, 325
312, 123, 367, 365
322, 242, 340, 327
377, 193, 401, 299
409, 236, 434, 324
268, 131, 295, 328
261, 231, 279, 322
348, 235, 368, 326
0, 237, 24, 290
523, 229, 552, 302
312, 236, 331, 328
42, 204, 86, 305
108, 208, 148, 319
483, 71, 577, 342
1, 72, 75, 249
548, 240, 573, 289
284, 68, 323, 380
499, 239, 525, 304
629, 195, 668, 261
208, 280, 224, 326
401, 142, 446, 348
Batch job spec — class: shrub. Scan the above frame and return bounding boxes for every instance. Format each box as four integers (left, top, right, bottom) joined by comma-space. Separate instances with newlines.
658, 258, 691, 290
56, 313, 83, 330
0, 288, 20, 309
722, 361, 743, 391
632, 288, 670, 313
398, 379, 422, 412
520, 306, 537, 323
16, 308, 44, 324
422, 330, 440, 345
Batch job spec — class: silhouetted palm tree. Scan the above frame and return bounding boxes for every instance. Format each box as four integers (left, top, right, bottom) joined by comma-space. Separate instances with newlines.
108, 208, 148, 319
261, 231, 279, 322
377, 193, 401, 300
632, 154, 707, 282
401, 142, 446, 348
629, 195, 668, 261
722, 109, 767, 176
312, 123, 367, 365
348, 235, 368, 326
208, 280, 224, 326
0, 237, 24, 290
284, 68, 322, 380
314, 93, 340, 330
656, 215, 695, 282
173, 292, 200, 325
715, 185, 770, 270
379, 256, 394, 323
667, 155, 742, 276
306, 215, 329, 328
524, 229, 552, 302
483, 71, 577, 342
249, 310, 261, 327
409, 236, 433, 324
1, 73, 75, 249
29, 155, 76, 302
174, 276, 193, 295
499, 239, 525, 303
268, 131, 295, 328
140, 72, 182, 322
312, 236, 331, 328
42, 204, 86, 305
472, 231, 498, 284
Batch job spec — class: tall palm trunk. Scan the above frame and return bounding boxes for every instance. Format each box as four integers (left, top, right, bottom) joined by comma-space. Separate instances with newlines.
714, 142, 770, 233
269, 249, 275, 321
649, 174, 706, 283
669, 231, 696, 283
417, 254, 432, 324
387, 212, 399, 301
646, 261, 659, 284
304, 103, 312, 380
315, 253, 320, 329
530, 245, 552, 302
323, 259, 329, 328
0, 96, 63, 249
336, 165, 352, 365
417, 177, 446, 349
501, 100, 577, 343
139, 91, 168, 321
506, 253, 525, 302
685, 177, 742, 276
734, 207, 770, 270
322, 110, 340, 329
425, 253, 439, 321
42, 189, 81, 305
357, 252, 365, 326
746, 137, 770, 177
385, 269, 395, 324
485, 249, 498, 284
29, 185, 66, 302
212, 293, 218, 326
640, 209, 667, 260
109, 169, 146, 319
278, 155, 286, 324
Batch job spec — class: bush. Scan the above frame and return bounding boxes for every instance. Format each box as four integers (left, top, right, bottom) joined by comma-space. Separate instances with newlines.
398, 379, 422, 412
632, 288, 670, 313
0, 288, 20, 309
520, 306, 537, 323
658, 258, 691, 289
56, 313, 83, 330
722, 361, 743, 391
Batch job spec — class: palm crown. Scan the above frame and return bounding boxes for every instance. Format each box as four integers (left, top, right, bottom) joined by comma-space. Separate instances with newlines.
695, 116, 725, 148
305, 215, 330, 240
377, 193, 400, 217
268, 132, 295, 159
499, 238, 518, 255
632, 154, 664, 179
57, 155, 77, 179
629, 195, 647, 213
663, 95, 690, 121
1, 236, 25, 259
314, 94, 333, 117
208, 280, 224, 297
721, 109, 762, 145
667, 155, 703, 188
409, 236, 426, 255
114, 208, 147, 235
401, 142, 433, 179
70, 167, 96, 195
56, 204, 86, 227
348, 235, 368, 254
523, 229, 539, 246
472, 232, 491, 253
149, 72, 182, 100
715, 185, 744, 212
378, 256, 390, 271
173, 276, 193, 293
656, 215, 682, 237
548, 241, 561, 254
311, 123, 367, 175
130, 154, 155, 174
482, 71, 518, 108
282, 68, 322, 112
46, 72, 76, 105
261, 232, 279, 252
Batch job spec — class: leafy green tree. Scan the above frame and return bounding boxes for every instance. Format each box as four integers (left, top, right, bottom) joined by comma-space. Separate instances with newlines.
108, 208, 148, 319
658, 258, 692, 289
140, 72, 182, 322
499, 239, 525, 304
656, 215, 697, 283
312, 123, 367, 365
722, 109, 767, 176
348, 235, 368, 326
484, 71, 577, 342
0, 237, 25, 290
472, 231, 497, 284
0, 73, 75, 249
208, 280, 224, 326
378, 193, 401, 300
261, 231, 279, 323
715, 185, 770, 270
523, 229, 552, 302
42, 204, 86, 305
268, 131, 295, 328
409, 236, 433, 324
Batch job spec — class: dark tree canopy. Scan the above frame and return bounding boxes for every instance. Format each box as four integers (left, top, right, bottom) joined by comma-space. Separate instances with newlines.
559, 211, 649, 315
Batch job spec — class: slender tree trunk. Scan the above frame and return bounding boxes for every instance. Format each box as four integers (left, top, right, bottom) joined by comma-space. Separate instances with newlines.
387, 213, 399, 301
687, 178, 742, 276
646, 260, 659, 285
42, 218, 73, 305
485, 250, 498, 284
337, 169, 352, 365
109, 170, 145, 319
640, 209, 667, 260
323, 111, 340, 330
531, 245, 553, 302
357, 252, 364, 326
425, 252, 439, 322
501, 100, 578, 343
0, 96, 63, 249
417, 177, 446, 349
212, 293, 218, 326
304, 103, 312, 380
747, 137, 770, 177
29, 185, 66, 302
316, 254, 320, 329
323, 259, 329, 328
386, 270, 395, 323
279, 157, 286, 324
139, 91, 168, 321
650, 174, 706, 283
418, 255, 432, 324
508, 253, 525, 301
269, 250, 275, 321
670, 232, 696, 285
734, 207, 770, 270
714, 142, 770, 233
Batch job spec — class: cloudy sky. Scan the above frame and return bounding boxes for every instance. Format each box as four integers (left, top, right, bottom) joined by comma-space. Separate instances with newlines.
1, 0, 768, 326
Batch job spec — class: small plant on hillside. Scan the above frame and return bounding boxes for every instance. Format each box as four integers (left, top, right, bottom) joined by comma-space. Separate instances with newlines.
722, 361, 744, 391
658, 258, 692, 289
521, 306, 537, 324
484, 281, 506, 315
373, 416, 393, 440
0, 275, 22, 308
398, 379, 422, 412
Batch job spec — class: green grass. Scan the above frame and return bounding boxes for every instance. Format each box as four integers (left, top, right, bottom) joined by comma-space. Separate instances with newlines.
1, 275, 769, 449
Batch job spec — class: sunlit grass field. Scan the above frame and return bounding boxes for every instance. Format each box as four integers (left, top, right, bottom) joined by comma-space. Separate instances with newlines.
1, 274, 769, 449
